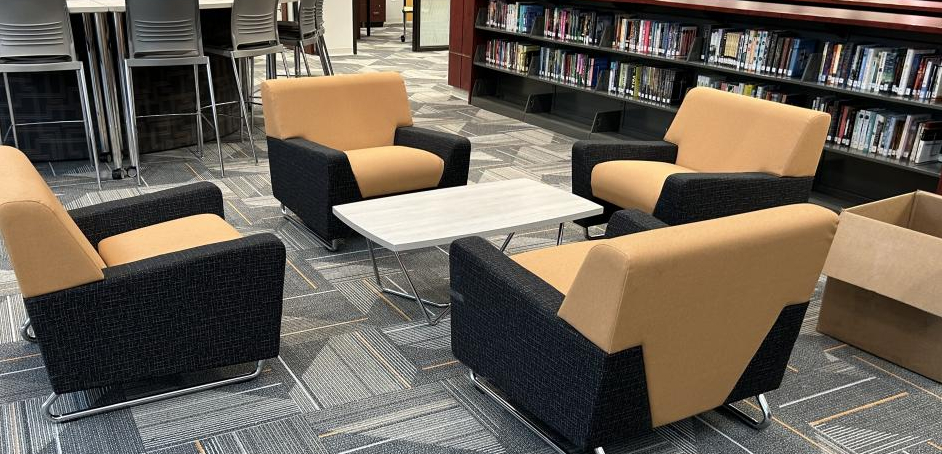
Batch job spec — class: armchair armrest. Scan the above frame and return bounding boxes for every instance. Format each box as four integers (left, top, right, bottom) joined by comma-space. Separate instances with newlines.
604, 209, 669, 238
653, 172, 814, 225
395, 126, 471, 188
449, 237, 650, 450
25, 233, 286, 394
69, 182, 224, 246
267, 137, 361, 241
571, 140, 678, 200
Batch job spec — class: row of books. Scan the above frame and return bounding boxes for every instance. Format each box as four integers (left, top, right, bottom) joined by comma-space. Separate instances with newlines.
703, 27, 817, 78
542, 6, 609, 45
485, 0, 542, 34
818, 44, 941, 100
484, 39, 539, 72
608, 62, 690, 104
696, 75, 804, 105
611, 17, 698, 59
538, 48, 608, 88
812, 97, 941, 162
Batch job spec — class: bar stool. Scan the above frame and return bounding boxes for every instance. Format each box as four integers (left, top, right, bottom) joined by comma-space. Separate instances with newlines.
278, 0, 334, 76
206, 0, 290, 165
0, 0, 102, 189
122, 0, 225, 181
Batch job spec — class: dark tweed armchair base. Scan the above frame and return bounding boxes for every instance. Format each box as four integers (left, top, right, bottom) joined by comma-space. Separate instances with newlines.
24, 182, 286, 423
451, 214, 808, 452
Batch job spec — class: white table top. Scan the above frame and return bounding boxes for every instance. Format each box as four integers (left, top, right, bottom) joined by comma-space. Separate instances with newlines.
333, 179, 604, 252
67, 0, 295, 13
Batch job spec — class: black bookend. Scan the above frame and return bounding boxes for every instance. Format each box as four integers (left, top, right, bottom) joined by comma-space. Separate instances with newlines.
591, 110, 622, 133
595, 69, 612, 94
686, 37, 703, 63
475, 8, 487, 27
528, 16, 545, 37
525, 93, 554, 114
801, 53, 823, 82
599, 25, 615, 50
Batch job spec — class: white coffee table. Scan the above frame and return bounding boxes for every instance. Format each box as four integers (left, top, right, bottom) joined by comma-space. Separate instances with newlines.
333, 179, 603, 325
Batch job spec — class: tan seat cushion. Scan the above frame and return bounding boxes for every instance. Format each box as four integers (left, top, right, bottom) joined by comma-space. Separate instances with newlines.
591, 160, 695, 213
511, 241, 599, 294
261, 72, 413, 151
98, 214, 241, 267
0, 146, 105, 297
343, 146, 444, 198
665, 87, 830, 177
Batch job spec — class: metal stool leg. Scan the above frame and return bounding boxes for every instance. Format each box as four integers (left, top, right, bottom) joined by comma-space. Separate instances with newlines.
20, 318, 36, 343
300, 44, 312, 77
279, 51, 291, 80
193, 64, 204, 159
76, 67, 102, 190
401, 11, 407, 42
230, 55, 256, 166
2, 73, 19, 148
122, 62, 142, 185
293, 46, 301, 77
204, 62, 225, 178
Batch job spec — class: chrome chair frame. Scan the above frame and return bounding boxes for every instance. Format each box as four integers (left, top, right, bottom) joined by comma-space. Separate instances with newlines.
0, 0, 102, 189
41, 360, 265, 422
206, 0, 291, 165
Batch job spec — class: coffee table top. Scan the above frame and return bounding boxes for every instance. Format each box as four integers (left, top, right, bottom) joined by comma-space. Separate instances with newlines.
332, 179, 603, 252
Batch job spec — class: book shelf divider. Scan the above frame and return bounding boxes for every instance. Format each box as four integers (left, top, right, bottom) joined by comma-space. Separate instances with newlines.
800, 53, 824, 83
525, 93, 554, 113
592, 109, 623, 133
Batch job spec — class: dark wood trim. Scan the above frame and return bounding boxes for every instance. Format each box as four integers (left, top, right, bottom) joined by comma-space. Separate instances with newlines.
601, 0, 942, 34
771, 0, 942, 14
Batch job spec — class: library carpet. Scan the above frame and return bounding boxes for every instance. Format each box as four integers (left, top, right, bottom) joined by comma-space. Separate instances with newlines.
0, 26, 940, 454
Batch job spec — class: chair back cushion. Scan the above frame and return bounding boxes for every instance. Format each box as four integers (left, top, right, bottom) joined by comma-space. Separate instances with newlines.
556, 204, 837, 426
261, 72, 413, 151
665, 87, 830, 177
0, 146, 105, 297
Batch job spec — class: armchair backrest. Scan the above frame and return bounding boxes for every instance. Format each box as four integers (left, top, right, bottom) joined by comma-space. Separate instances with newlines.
261, 72, 413, 151
0, 147, 105, 298
557, 204, 837, 426
665, 87, 830, 177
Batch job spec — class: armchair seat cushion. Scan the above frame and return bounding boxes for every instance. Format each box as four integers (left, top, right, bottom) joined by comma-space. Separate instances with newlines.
343, 145, 445, 198
591, 161, 695, 213
97, 214, 241, 266
511, 241, 598, 294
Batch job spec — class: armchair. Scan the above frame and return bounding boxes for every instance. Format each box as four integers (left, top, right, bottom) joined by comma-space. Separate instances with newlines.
450, 204, 838, 453
572, 87, 830, 235
0, 146, 286, 422
261, 72, 471, 251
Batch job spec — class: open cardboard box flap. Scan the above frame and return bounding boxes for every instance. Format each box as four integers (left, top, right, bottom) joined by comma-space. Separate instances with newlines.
822, 191, 942, 318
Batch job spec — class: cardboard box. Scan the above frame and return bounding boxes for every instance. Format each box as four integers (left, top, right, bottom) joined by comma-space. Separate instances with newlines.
818, 190, 942, 383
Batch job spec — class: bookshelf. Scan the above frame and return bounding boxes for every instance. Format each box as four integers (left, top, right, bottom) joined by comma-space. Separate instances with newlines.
453, 0, 942, 203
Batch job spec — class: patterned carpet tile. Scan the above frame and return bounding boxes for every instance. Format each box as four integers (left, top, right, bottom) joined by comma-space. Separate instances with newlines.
0, 26, 939, 454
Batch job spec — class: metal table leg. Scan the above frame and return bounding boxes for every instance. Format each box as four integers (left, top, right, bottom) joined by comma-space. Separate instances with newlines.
112, 11, 141, 184
556, 222, 565, 245
366, 239, 449, 326
81, 13, 110, 179
93, 12, 125, 178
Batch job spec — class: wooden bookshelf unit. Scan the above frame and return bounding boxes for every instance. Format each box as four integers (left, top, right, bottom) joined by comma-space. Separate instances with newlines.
449, 0, 942, 203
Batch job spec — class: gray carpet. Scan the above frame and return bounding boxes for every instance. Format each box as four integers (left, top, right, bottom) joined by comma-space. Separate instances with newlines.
1, 26, 940, 454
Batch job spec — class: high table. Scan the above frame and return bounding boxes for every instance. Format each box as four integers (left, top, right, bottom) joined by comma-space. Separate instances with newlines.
61, 0, 294, 180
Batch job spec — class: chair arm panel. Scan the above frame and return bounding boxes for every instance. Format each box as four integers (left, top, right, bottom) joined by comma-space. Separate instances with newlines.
24, 233, 286, 394
653, 173, 814, 226
69, 182, 224, 246
394, 126, 471, 188
604, 209, 670, 238
268, 137, 362, 242
571, 140, 678, 200
449, 237, 651, 449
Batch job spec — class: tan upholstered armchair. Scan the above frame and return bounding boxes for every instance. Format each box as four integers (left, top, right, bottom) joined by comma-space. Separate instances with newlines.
450, 204, 838, 453
261, 72, 471, 251
572, 87, 830, 236
0, 146, 285, 422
